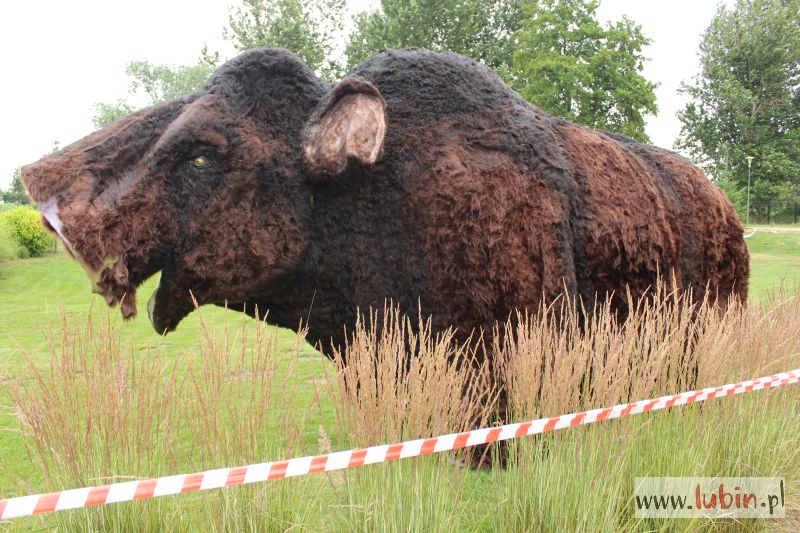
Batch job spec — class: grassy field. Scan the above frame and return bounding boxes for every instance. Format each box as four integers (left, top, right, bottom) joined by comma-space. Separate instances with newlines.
0, 229, 799, 531
745, 226, 800, 298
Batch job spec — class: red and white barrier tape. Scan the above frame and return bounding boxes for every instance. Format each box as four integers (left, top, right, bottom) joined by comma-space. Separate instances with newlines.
1, 368, 798, 520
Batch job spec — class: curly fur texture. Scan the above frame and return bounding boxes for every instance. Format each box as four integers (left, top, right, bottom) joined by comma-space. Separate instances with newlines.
22, 47, 748, 355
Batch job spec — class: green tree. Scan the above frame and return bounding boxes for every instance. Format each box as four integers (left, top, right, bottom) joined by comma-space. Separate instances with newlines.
92, 48, 219, 129
676, 0, 800, 204
92, 99, 135, 128
124, 61, 215, 103
512, 0, 657, 142
715, 178, 747, 219
346, 0, 522, 80
1, 168, 31, 205
225, 0, 346, 80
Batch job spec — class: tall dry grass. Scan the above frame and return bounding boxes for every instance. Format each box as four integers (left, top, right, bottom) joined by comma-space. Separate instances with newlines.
10, 312, 183, 489
489, 286, 800, 532
324, 305, 492, 447
7, 308, 324, 530
3, 286, 799, 531
495, 285, 799, 421
316, 288, 798, 531
321, 305, 494, 530
185, 307, 310, 467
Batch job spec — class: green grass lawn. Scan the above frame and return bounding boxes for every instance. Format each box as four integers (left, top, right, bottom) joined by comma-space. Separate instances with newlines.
0, 231, 798, 530
745, 227, 800, 299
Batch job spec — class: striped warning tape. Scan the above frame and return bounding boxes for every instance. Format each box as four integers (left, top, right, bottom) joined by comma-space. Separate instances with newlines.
1, 368, 798, 520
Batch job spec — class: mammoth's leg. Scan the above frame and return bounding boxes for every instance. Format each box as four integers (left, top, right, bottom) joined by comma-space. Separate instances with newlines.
450, 330, 508, 470
466, 264, 580, 468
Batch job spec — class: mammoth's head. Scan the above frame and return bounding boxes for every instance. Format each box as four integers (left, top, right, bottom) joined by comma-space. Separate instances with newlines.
22, 48, 387, 333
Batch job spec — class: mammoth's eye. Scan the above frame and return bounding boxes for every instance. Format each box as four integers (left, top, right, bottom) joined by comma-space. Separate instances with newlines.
192, 156, 209, 168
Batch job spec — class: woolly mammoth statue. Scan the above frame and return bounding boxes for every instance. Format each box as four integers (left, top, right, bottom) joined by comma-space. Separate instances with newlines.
22, 48, 748, 352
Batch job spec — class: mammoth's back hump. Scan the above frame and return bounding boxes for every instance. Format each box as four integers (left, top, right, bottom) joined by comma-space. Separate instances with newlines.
347, 49, 747, 320
351, 48, 571, 180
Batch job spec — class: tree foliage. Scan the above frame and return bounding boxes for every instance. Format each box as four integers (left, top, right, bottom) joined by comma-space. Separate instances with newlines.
124, 60, 216, 103
1, 168, 31, 205
92, 48, 220, 129
225, 0, 346, 80
92, 100, 135, 129
512, 0, 657, 142
346, 0, 522, 80
714, 178, 747, 219
89, 0, 660, 146
92, 0, 346, 128
676, 0, 800, 203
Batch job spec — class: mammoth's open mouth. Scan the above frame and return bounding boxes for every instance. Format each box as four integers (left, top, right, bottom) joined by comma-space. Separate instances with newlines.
38, 196, 157, 321
39, 201, 181, 334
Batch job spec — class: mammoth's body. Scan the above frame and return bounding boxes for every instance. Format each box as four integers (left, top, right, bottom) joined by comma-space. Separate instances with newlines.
22, 48, 748, 353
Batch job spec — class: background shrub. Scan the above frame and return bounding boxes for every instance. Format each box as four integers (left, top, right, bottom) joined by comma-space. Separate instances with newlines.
0, 218, 27, 261
0, 206, 55, 258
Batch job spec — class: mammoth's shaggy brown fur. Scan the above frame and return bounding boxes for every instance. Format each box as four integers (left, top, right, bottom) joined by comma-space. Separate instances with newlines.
23, 47, 747, 355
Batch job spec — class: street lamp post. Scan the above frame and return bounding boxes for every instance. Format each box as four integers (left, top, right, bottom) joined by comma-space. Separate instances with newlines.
745, 156, 754, 226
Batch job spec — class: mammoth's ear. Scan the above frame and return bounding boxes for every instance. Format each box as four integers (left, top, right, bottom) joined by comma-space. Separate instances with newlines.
302, 76, 387, 177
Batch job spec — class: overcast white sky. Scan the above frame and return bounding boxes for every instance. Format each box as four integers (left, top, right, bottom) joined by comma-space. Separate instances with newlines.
0, 0, 731, 189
